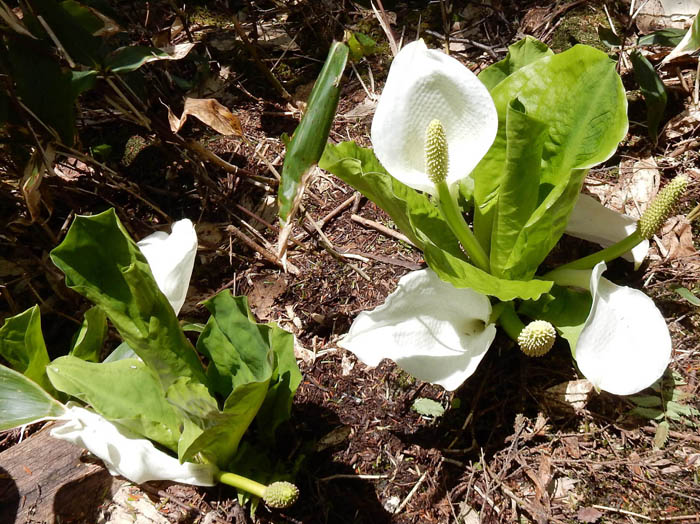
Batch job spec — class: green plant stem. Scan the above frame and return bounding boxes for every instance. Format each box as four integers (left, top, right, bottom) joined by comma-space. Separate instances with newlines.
543, 229, 644, 278
215, 470, 267, 498
494, 302, 525, 342
435, 181, 490, 273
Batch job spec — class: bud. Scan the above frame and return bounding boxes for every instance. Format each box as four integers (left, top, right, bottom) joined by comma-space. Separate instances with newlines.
517, 320, 556, 357
263, 481, 299, 509
425, 119, 448, 184
637, 175, 688, 239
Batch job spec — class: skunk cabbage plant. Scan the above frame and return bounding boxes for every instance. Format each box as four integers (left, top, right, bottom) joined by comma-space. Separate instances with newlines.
0, 210, 302, 509
323, 37, 682, 395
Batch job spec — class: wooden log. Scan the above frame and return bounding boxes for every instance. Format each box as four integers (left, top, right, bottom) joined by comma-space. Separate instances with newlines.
0, 425, 123, 523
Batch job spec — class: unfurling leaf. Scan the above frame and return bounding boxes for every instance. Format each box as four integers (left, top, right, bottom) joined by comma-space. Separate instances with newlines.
654, 420, 670, 449
412, 398, 446, 417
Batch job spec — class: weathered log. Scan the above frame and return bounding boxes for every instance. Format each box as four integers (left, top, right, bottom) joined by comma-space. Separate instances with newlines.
0, 425, 123, 523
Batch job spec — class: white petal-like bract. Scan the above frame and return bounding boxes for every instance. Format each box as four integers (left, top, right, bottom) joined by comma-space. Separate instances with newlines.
339, 269, 497, 391
51, 405, 216, 485
138, 219, 197, 315
371, 40, 498, 194
575, 263, 671, 395
566, 194, 649, 269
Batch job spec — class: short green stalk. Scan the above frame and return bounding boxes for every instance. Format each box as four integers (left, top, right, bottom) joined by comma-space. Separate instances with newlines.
545, 175, 688, 278
493, 302, 525, 342
425, 119, 490, 273
215, 470, 299, 509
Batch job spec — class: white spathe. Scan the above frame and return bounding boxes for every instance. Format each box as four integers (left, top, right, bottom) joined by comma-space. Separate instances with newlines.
371, 40, 498, 195
575, 262, 672, 396
566, 194, 650, 269
51, 404, 216, 485
137, 219, 197, 315
339, 269, 497, 391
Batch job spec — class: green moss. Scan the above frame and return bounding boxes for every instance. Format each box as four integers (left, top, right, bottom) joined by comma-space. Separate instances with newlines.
550, 6, 614, 53
121, 135, 148, 166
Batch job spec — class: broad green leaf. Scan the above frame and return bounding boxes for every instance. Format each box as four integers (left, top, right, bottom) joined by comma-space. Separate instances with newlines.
422, 243, 552, 302
0, 364, 65, 431
472, 45, 627, 273
489, 99, 547, 278
46, 355, 181, 450
168, 376, 271, 466
4, 35, 80, 144
629, 394, 663, 408
672, 285, 700, 306
478, 36, 553, 90
412, 398, 445, 417
630, 50, 667, 143
50, 209, 208, 389
69, 306, 106, 362
666, 401, 700, 419
278, 42, 348, 224
319, 141, 427, 249
320, 142, 551, 300
638, 28, 686, 47
628, 406, 664, 420
103, 341, 137, 362
0, 306, 53, 393
60, 0, 110, 35
196, 291, 274, 397
519, 285, 592, 354
256, 324, 302, 442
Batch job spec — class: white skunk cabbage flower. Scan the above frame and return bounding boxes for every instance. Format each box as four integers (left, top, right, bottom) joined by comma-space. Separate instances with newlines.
137, 219, 197, 315
339, 268, 497, 391
575, 262, 672, 395
566, 194, 649, 269
371, 39, 498, 195
51, 404, 216, 485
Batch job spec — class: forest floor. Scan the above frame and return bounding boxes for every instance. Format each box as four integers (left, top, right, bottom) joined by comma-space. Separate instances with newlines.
2, 1, 700, 523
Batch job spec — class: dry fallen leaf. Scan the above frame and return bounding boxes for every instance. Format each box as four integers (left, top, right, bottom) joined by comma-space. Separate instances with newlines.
544, 379, 594, 411
21, 144, 55, 223
168, 97, 243, 136
576, 506, 603, 523
657, 215, 700, 267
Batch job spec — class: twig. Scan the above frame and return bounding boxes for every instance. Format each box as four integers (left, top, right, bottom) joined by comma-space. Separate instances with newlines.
36, 15, 75, 67
319, 473, 390, 481
593, 504, 652, 521
227, 224, 299, 275
296, 193, 357, 242
234, 203, 307, 250
423, 30, 500, 59
350, 214, 416, 247
306, 212, 370, 281
371, 0, 398, 56
394, 468, 429, 514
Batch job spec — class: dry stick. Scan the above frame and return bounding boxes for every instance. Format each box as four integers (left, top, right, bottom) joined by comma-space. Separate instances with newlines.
295, 194, 357, 242
234, 203, 307, 251
305, 212, 370, 281
371, 0, 399, 56
229, 14, 290, 100
36, 15, 75, 67
350, 214, 416, 247
105, 77, 152, 129
592, 505, 652, 521
394, 468, 429, 515
227, 224, 299, 275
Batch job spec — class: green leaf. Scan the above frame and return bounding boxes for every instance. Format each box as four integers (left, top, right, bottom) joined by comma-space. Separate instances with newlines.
46, 355, 182, 450
638, 28, 687, 47
519, 285, 592, 354
319, 141, 432, 249
0, 306, 53, 394
411, 398, 445, 417
167, 375, 271, 466
654, 420, 670, 449
665, 10, 700, 60
597, 26, 621, 48
630, 50, 667, 143
256, 324, 302, 442
666, 401, 700, 420
278, 42, 348, 224
472, 45, 627, 275
69, 306, 106, 362
0, 364, 65, 431
104, 46, 171, 74
489, 99, 548, 278
628, 406, 665, 420
629, 394, 663, 408
50, 209, 207, 389
672, 285, 700, 306
422, 243, 553, 302
347, 32, 377, 61
196, 291, 274, 397
103, 341, 136, 362
478, 36, 553, 90
60, 0, 107, 35
4, 35, 80, 144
